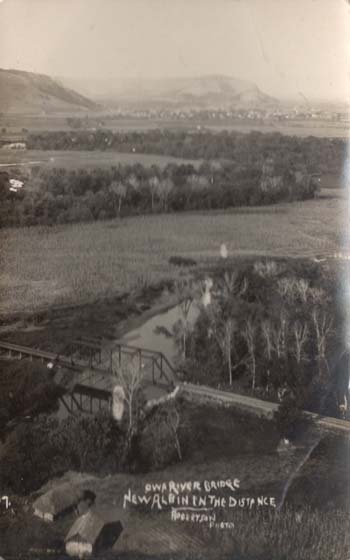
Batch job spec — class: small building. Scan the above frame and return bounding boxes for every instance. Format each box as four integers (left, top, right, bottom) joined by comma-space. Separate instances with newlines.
2, 142, 26, 150
65, 509, 124, 558
9, 178, 24, 192
33, 484, 94, 522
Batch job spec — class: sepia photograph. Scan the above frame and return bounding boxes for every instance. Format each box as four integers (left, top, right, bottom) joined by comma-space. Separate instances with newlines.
0, 0, 349, 558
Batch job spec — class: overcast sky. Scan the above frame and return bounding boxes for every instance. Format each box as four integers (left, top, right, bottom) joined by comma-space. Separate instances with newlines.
0, 0, 349, 102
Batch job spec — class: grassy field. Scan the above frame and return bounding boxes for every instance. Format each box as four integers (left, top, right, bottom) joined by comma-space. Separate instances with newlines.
0, 149, 201, 170
1, 113, 349, 138
0, 189, 344, 314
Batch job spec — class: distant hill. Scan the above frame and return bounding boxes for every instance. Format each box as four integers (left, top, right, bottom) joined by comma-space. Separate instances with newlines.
72, 74, 279, 111
0, 68, 98, 114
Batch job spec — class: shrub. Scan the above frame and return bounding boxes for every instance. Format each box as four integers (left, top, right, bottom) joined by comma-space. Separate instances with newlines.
0, 411, 125, 494
137, 404, 182, 470
169, 255, 197, 267
274, 392, 312, 440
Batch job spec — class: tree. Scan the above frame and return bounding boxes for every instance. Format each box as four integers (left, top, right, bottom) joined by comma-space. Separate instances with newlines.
128, 174, 140, 191
138, 402, 183, 469
292, 320, 309, 365
174, 279, 199, 358
113, 356, 146, 464
311, 308, 333, 379
155, 279, 199, 361
242, 318, 258, 389
186, 174, 209, 208
206, 304, 237, 385
166, 404, 182, 460
109, 180, 127, 216
219, 271, 247, 299
156, 178, 174, 212
261, 319, 274, 393
271, 311, 289, 360
148, 176, 159, 212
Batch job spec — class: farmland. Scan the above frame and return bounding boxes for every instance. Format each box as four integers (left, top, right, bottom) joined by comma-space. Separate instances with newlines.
0, 189, 344, 314
0, 149, 201, 170
1, 113, 349, 138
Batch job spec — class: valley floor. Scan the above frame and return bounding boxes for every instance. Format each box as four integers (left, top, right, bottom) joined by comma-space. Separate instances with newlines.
0, 188, 344, 314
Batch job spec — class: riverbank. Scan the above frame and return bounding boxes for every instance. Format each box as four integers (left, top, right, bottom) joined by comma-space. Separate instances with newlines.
0, 279, 178, 352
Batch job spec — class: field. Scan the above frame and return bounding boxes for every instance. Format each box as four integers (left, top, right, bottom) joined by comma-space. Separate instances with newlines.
1, 113, 349, 138
0, 189, 344, 314
0, 149, 201, 170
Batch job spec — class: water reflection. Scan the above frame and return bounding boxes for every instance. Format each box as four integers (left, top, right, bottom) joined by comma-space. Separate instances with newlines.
119, 303, 200, 362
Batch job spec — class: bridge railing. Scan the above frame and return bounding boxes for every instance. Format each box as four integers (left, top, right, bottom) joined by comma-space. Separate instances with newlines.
0, 339, 178, 388
110, 343, 177, 387
0, 340, 105, 373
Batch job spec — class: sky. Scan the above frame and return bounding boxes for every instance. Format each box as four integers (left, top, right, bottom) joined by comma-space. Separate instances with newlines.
0, 0, 349, 102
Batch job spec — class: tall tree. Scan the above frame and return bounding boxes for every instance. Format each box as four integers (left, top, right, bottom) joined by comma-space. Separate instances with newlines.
113, 356, 146, 465
148, 176, 159, 212
156, 178, 174, 212
110, 181, 127, 216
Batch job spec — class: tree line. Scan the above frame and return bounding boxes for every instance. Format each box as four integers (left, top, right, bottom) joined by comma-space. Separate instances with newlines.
168, 260, 347, 427
0, 158, 318, 227
27, 129, 346, 175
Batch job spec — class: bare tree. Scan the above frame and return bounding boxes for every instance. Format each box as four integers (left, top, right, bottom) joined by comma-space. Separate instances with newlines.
166, 404, 182, 461
242, 318, 258, 389
277, 277, 297, 301
292, 320, 309, 364
155, 279, 199, 360
173, 279, 199, 359
271, 312, 289, 359
114, 356, 146, 461
294, 279, 309, 303
277, 276, 310, 303
253, 260, 279, 278
261, 319, 274, 392
311, 308, 333, 362
261, 320, 273, 360
309, 287, 327, 306
207, 307, 237, 385
216, 271, 248, 301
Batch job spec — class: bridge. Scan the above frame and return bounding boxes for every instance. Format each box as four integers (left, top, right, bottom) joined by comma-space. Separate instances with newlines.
1, 339, 349, 433
0, 338, 178, 415
59, 384, 112, 415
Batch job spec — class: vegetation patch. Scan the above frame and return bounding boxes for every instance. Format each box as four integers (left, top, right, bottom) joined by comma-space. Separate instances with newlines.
0, 359, 63, 435
168, 258, 347, 427
0, 193, 342, 314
